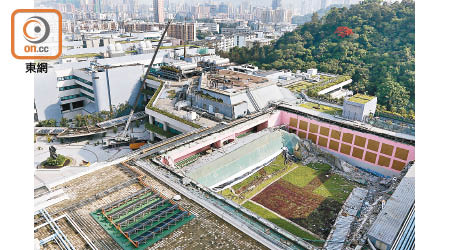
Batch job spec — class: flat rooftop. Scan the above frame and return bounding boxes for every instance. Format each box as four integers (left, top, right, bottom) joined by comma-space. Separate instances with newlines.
35, 164, 265, 249
201, 70, 274, 96
215, 70, 268, 86
347, 94, 376, 104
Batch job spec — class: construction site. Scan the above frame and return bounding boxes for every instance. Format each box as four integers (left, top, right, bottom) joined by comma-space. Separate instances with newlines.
34, 21, 415, 250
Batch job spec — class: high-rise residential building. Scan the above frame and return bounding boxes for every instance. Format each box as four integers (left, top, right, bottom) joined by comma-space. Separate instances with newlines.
153, 0, 164, 23
272, 0, 282, 10
94, 0, 102, 13
218, 2, 229, 14
167, 23, 197, 42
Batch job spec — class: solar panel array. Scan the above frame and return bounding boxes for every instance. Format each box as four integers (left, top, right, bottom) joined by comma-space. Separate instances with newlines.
95, 186, 194, 249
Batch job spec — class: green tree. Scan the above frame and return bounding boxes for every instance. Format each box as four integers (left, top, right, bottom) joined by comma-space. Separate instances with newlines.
38, 119, 56, 127
376, 79, 409, 110
221, 0, 415, 113
60, 117, 68, 127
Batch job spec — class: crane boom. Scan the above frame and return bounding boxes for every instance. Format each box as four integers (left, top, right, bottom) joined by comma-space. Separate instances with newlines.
120, 20, 173, 139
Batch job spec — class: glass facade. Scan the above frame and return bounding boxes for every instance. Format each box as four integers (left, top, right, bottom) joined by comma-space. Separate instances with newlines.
80, 85, 94, 94
59, 85, 80, 91
60, 93, 82, 101
57, 75, 93, 86
60, 93, 94, 101
58, 74, 95, 102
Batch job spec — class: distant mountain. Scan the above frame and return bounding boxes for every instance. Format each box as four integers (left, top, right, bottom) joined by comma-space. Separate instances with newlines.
292, 4, 347, 25
221, 0, 415, 112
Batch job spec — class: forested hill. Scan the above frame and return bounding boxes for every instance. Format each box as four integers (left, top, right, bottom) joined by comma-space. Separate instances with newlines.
220, 0, 415, 112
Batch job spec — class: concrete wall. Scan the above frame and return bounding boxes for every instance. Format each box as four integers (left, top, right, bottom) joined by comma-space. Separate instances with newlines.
165, 113, 273, 162
195, 96, 230, 116
278, 110, 415, 176
233, 102, 248, 118
342, 97, 377, 121
105, 64, 145, 109
146, 108, 197, 133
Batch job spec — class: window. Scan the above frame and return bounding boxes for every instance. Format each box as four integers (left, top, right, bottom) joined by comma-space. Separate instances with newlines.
59, 85, 80, 91
61, 103, 71, 111
80, 85, 94, 94
73, 75, 93, 86
60, 94, 82, 101
81, 93, 95, 101
72, 100, 84, 109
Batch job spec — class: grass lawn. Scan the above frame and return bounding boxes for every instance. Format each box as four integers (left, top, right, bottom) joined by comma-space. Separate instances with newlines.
243, 201, 323, 247
299, 102, 342, 115
282, 162, 331, 188
282, 165, 318, 188
232, 154, 285, 191
220, 154, 297, 204
250, 162, 356, 239
313, 174, 355, 203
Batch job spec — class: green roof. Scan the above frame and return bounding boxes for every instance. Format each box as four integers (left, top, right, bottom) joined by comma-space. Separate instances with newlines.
348, 94, 376, 104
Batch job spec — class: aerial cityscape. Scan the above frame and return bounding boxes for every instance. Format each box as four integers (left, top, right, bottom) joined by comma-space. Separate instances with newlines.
31, 0, 415, 249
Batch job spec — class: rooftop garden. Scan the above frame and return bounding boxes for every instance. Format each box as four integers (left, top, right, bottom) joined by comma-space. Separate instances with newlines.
250, 162, 355, 240
306, 75, 352, 97
117, 40, 141, 44
286, 81, 313, 92
220, 155, 356, 244
197, 91, 224, 103
61, 53, 103, 59
160, 65, 181, 73
160, 45, 197, 49
167, 89, 176, 99
348, 94, 376, 104
299, 102, 342, 115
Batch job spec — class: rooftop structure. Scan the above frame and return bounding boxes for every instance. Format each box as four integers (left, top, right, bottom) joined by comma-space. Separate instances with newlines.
191, 70, 295, 118
348, 94, 377, 104
343, 94, 377, 122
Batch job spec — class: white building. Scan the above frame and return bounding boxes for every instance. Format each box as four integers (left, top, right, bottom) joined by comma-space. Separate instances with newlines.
197, 22, 220, 33
34, 53, 170, 121
233, 34, 257, 48
342, 94, 377, 121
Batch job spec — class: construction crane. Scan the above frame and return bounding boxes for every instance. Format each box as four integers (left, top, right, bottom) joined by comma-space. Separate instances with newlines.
111, 19, 173, 146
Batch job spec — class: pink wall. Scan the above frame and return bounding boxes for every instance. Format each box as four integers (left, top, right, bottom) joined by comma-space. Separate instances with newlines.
170, 120, 270, 163
276, 111, 415, 173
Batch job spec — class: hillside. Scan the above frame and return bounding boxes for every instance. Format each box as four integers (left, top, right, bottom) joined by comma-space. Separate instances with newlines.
220, 0, 415, 113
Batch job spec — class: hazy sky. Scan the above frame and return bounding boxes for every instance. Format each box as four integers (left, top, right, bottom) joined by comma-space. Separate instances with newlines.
167, 0, 297, 8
